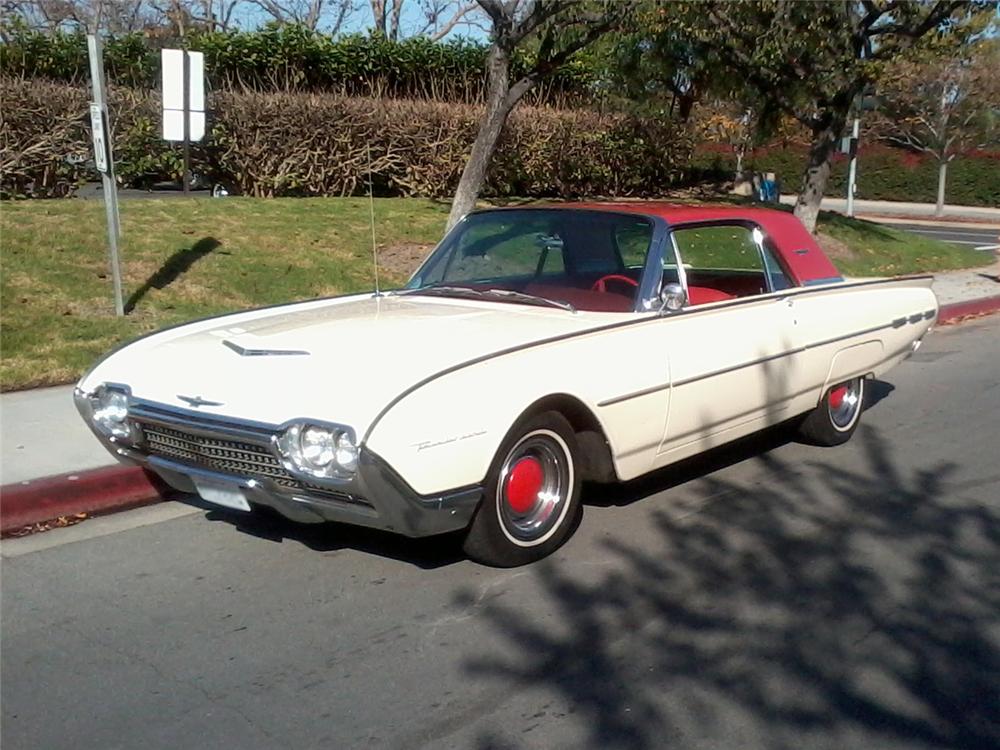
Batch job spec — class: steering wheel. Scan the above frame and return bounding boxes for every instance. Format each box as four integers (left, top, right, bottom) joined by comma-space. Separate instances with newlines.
591, 274, 640, 294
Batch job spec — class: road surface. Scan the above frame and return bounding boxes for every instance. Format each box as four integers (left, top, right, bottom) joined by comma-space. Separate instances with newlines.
779, 195, 1000, 223
888, 222, 999, 252
3, 318, 999, 750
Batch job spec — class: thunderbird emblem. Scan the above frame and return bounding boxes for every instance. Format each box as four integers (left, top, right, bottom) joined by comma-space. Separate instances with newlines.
177, 394, 224, 408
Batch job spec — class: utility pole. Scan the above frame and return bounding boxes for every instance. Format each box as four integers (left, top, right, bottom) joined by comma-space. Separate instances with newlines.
87, 33, 125, 317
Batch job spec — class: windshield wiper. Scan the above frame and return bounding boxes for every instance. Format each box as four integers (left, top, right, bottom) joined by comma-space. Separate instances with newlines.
398, 286, 575, 313
476, 288, 576, 312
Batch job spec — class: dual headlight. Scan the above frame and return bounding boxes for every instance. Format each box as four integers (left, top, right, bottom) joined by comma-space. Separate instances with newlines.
274, 423, 358, 479
88, 386, 134, 441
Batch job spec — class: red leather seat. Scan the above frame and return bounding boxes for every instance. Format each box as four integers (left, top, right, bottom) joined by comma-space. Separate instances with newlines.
687, 286, 734, 305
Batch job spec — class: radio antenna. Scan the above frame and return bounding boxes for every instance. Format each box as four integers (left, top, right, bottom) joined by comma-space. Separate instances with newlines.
366, 143, 381, 297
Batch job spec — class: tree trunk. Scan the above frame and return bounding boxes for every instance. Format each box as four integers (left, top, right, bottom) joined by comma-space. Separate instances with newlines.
793, 117, 846, 234
447, 48, 515, 230
935, 159, 947, 218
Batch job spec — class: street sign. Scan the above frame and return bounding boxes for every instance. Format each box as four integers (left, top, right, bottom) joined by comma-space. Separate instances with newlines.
89, 103, 108, 173
161, 49, 205, 141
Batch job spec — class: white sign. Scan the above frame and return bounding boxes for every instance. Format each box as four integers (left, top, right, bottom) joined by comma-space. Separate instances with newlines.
161, 48, 205, 141
89, 103, 108, 172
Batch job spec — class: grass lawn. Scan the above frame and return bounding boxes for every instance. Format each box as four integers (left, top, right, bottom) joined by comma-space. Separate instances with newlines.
817, 211, 987, 277
0, 196, 987, 390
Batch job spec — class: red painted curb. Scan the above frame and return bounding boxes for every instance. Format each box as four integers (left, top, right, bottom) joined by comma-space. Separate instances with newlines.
0, 465, 167, 534
938, 295, 1000, 325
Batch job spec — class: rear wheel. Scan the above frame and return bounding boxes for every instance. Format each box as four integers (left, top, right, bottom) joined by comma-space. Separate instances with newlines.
463, 411, 582, 567
798, 376, 866, 446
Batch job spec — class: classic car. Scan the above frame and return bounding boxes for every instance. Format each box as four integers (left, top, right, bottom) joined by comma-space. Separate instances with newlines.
76, 204, 937, 566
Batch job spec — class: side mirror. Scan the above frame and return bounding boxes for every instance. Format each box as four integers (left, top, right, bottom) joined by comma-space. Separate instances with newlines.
659, 283, 687, 313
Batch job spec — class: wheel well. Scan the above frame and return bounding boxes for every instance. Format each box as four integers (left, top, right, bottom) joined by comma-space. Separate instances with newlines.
520, 394, 618, 483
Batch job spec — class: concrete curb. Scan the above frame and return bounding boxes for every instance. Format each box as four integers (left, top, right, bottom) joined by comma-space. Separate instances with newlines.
2, 297, 997, 535
938, 295, 1000, 325
1, 465, 166, 535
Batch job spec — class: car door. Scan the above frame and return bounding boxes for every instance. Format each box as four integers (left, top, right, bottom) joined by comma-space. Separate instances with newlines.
654, 221, 799, 464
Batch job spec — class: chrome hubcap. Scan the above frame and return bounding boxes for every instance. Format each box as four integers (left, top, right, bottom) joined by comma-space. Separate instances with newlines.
828, 378, 863, 430
497, 430, 571, 546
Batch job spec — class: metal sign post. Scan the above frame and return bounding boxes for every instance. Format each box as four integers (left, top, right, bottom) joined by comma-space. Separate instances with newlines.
87, 34, 125, 317
161, 48, 205, 193
845, 116, 860, 218
182, 46, 191, 194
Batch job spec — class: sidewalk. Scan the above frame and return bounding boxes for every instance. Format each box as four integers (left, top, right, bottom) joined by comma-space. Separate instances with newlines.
2, 267, 999, 533
779, 195, 1000, 223
1, 386, 113, 484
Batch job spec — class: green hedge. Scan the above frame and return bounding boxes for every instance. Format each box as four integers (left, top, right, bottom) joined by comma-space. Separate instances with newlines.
0, 21, 597, 103
0, 77, 691, 200
691, 143, 1000, 207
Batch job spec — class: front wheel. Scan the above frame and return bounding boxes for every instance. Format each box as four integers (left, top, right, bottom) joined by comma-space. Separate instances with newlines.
797, 376, 866, 446
463, 411, 582, 567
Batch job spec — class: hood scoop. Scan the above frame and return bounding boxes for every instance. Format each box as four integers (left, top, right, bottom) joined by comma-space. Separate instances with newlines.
222, 339, 310, 357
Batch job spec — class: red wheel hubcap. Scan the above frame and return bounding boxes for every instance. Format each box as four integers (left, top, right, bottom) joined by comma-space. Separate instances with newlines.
504, 456, 544, 514
829, 385, 848, 410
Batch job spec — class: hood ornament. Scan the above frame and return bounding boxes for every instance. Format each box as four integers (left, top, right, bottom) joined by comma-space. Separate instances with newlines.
223, 340, 310, 357
178, 394, 224, 408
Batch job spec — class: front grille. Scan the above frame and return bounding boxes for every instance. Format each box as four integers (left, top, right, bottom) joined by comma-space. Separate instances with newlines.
138, 423, 366, 506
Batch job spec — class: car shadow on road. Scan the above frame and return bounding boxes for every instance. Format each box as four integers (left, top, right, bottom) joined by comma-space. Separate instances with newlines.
197, 503, 467, 569
452, 413, 998, 749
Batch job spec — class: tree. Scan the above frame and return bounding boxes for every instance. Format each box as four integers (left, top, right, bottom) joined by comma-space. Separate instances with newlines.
675, 0, 979, 232
870, 39, 1000, 216
248, 0, 355, 31
368, 0, 481, 41
6, 0, 153, 33
447, 0, 626, 229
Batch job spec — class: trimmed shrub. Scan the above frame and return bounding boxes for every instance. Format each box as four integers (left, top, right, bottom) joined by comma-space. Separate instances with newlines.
0, 23, 595, 105
1, 78, 692, 200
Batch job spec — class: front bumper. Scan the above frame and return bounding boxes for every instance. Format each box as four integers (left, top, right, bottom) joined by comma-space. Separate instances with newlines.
74, 389, 482, 538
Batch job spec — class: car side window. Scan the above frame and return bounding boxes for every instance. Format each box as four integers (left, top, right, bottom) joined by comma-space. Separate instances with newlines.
615, 223, 651, 269
760, 241, 792, 291
671, 224, 769, 302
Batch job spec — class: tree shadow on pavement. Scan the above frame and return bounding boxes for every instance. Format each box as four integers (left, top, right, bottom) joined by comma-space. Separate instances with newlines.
125, 236, 222, 313
461, 421, 999, 750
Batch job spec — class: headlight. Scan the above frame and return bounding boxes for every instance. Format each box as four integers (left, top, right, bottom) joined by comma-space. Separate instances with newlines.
275, 422, 358, 479
89, 386, 132, 441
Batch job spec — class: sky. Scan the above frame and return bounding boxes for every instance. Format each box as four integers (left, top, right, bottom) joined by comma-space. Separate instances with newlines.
231, 2, 488, 41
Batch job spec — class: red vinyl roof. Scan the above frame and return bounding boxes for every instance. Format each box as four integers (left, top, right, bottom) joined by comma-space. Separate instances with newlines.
556, 202, 843, 286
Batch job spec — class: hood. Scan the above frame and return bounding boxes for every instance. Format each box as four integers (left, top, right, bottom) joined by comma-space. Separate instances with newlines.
82, 294, 619, 437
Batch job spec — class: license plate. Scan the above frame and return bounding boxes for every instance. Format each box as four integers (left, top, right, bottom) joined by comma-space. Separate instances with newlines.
193, 479, 251, 512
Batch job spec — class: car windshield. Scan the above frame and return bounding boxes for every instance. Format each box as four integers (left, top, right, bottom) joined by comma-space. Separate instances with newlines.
404, 209, 654, 313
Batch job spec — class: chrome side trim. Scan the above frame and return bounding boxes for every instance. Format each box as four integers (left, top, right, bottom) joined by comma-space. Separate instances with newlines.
597, 313, 928, 407
672, 346, 808, 388
597, 383, 672, 408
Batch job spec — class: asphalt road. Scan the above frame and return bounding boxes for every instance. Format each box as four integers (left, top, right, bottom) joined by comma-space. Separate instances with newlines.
888, 222, 1000, 252
3, 318, 999, 750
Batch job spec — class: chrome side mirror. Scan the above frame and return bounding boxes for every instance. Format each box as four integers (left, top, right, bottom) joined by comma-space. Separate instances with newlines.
659, 283, 687, 313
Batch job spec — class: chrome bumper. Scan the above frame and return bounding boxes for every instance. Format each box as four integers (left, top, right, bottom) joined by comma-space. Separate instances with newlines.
74, 390, 481, 538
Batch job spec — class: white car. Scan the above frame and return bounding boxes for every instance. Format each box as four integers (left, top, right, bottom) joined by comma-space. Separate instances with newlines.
76, 204, 937, 566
